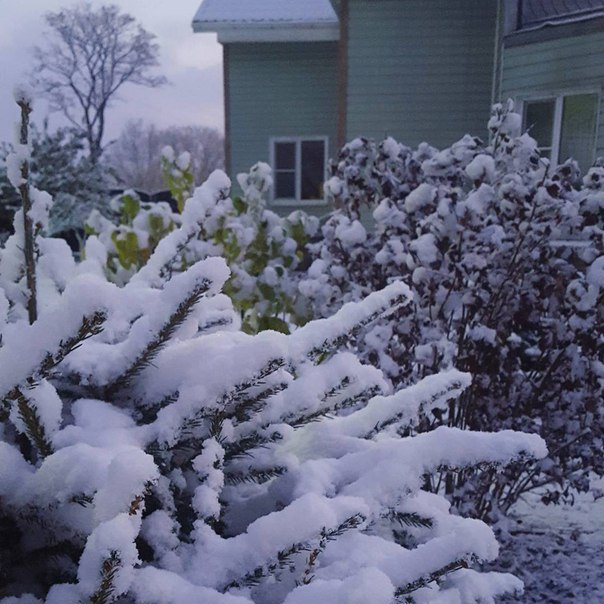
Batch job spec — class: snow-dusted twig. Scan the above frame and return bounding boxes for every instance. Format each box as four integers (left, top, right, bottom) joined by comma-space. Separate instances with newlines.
15, 97, 37, 324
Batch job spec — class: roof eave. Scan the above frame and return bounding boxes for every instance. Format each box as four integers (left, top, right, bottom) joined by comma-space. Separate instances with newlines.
192, 20, 340, 43
518, 10, 604, 33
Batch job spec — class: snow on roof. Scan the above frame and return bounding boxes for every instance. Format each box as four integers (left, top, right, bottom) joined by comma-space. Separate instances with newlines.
192, 0, 340, 42
193, 0, 339, 26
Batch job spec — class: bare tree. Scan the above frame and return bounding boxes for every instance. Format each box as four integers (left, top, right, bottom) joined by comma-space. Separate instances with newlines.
32, 3, 166, 164
105, 120, 224, 191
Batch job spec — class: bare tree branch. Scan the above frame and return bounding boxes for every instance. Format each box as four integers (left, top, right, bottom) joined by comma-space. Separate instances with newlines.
32, 3, 167, 164
105, 120, 224, 191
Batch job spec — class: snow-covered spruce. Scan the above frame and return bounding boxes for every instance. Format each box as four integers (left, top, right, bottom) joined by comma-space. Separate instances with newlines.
0, 110, 546, 603
0, 256, 545, 603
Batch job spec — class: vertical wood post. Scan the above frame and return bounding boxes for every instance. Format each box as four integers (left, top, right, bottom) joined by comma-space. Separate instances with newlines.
336, 0, 349, 149
223, 44, 232, 176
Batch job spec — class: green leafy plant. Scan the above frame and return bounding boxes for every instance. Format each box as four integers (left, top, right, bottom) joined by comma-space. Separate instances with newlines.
160, 146, 194, 213
85, 191, 175, 283
85, 161, 317, 332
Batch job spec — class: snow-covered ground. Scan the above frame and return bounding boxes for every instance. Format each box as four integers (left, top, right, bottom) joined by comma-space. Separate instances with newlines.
491, 478, 604, 602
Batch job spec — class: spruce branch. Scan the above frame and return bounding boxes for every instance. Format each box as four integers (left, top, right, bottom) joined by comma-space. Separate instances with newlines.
434, 450, 537, 475
157, 230, 200, 282
223, 383, 381, 464
39, 311, 106, 378
364, 378, 468, 440
303, 293, 411, 362
394, 556, 475, 598
334, 385, 383, 414
12, 386, 53, 458
323, 376, 352, 399
229, 381, 289, 424
224, 466, 286, 486
283, 377, 353, 428
217, 358, 286, 421
222, 430, 283, 463
15, 97, 37, 325
167, 358, 286, 455
105, 279, 211, 396
285, 382, 381, 429
224, 542, 307, 590
300, 514, 366, 585
388, 510, 434, 529
89, 550, 121, 604
225, 514, 366, 591
71, 494, 94, 507
1, 311, 106, 411
135, 391, 179, 424
198, 316, 233, 334
1, 311, 107, 452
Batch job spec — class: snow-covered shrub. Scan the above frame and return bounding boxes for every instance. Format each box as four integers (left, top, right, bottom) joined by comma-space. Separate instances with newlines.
86, 161, 317, 332
160, 145, 195, 213
304, 100, 604, 518
0, 97, 548, 603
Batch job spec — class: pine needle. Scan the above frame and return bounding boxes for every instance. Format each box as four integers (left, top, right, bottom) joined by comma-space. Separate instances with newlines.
390, 511, 434, 529
105, 279, 210, 395
395, 556, 475, 597
89, 550, 121, 604
224, 466, 286, 486
13, 386, 53, 458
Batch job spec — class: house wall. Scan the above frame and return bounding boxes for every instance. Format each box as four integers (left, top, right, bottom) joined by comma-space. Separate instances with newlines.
345, 0, 498, 148
226, 41, 338, 214
501, 30, 604, 159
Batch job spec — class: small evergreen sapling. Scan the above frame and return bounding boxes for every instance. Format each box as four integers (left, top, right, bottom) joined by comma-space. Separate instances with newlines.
0, 122, 108, 238
0, 97, 547, 604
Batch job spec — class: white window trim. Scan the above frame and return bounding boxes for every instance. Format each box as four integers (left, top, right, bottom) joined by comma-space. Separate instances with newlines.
519, 90, 600, 166
269, 136, 329, 206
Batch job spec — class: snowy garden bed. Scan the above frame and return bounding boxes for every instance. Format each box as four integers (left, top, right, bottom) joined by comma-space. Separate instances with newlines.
492, 477, 604, 602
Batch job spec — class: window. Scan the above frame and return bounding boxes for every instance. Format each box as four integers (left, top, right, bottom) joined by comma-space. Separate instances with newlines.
523, 93, 598, 168
271, 137, 327, 205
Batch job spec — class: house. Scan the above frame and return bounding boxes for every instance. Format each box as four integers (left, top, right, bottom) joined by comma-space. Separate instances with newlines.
499, 0, 604, 170
192, 0, 604, 211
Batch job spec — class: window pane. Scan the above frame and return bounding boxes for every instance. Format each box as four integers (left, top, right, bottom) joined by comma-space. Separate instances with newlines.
524, 100, 555, 148
301, 140, 325, 200
559, 94, 598, 169
275, 142, 296, 170
275, 171, 296, 199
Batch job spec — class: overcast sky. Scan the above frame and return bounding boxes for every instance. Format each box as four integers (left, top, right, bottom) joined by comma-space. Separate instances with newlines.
0, 0, 224, 144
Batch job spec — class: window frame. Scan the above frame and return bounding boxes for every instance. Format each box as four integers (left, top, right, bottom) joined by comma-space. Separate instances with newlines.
519, 90, 600, 166
269, 136, 329, 206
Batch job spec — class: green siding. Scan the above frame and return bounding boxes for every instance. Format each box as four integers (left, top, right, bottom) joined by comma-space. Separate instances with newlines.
501, 31, 604, 159
227, 42, 338, 215
346, 0, 498, 148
